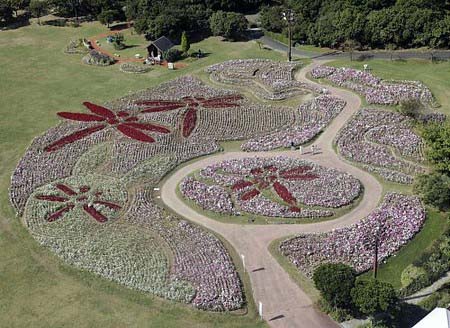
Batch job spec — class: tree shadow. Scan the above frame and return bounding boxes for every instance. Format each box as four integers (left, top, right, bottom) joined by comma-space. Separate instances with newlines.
1, 15, 30, 30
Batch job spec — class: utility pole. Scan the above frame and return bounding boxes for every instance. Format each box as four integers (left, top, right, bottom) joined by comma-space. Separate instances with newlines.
373, 226, 380, 279
282, 9, 295, 62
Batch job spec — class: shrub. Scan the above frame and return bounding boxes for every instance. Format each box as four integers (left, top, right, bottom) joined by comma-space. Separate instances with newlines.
120, 63, 150, 74
164, 48, 182, 62
65, 39, 88, 54
112, 32, 125, 50
414, 173, 450, 210
401, 264, 428, 288
82, 50, 115, 66
180, 31, 190, 55
418, 293, 440, 311
313, 263, 356, 309
351, 278, 397, 317
422, 122, 450, 174
398, 99, 422, 119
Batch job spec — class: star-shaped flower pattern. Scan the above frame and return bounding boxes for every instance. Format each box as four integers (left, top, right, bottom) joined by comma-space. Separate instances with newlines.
35, 183, 122, 223
135, 95, 243, 138
231, 165, 318, 211
44, 102, 171, 152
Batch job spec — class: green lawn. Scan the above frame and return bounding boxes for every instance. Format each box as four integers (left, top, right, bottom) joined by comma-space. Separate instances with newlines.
0, 21, 294, 328
361, 209, 449, 289
96, 28, 149, 59
327, 59, 450, 116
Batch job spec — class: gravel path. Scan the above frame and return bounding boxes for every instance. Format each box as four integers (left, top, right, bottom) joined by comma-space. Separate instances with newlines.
160, 61, 383, 328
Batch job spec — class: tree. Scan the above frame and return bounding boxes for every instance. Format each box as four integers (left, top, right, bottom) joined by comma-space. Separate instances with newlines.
385, 43, 396, 61
9, 0, 30, 16
29, 0, 47, 25
112, 32, 125, 50
351, 278, 397, 319
259, 5, 284, 33
313, 263, 356, 309
180, 31, 190, 55
0, 1, 14, 24
414, 173, 450, 210
422, 122, 450, 174
343, 39, 360, 61
98, 9, 116, 28
209, 11, 248, 41
398, 99, 422, 119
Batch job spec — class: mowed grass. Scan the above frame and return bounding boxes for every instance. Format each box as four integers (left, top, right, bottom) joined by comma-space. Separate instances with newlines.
361, 209, 449, 289
328, 58, 450, 116
0, 21, 293, 327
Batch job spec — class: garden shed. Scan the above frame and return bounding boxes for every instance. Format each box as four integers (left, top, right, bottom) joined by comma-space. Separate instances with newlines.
147, 36, 174, 58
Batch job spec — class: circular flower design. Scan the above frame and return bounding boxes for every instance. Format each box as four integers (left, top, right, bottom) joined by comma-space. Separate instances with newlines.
181, 157, 361, 219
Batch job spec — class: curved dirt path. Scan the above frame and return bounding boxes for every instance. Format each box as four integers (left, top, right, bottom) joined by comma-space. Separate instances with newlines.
160, 61, 382, 328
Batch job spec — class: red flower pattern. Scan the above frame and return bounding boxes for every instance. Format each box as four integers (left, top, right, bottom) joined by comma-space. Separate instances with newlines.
135, 95, 243, 138
44, 102, 171, 152
35, 183, 122, 223
232, 165, 319, 211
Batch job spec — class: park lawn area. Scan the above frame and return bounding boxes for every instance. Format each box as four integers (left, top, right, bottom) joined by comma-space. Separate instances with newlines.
361, 209, 449, 289
328, 58, 450, 116
96, 28, 149, 59
0, 21, 295, 328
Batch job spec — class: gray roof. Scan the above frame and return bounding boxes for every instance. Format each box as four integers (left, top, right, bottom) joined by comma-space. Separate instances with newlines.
148, 36, 174, 52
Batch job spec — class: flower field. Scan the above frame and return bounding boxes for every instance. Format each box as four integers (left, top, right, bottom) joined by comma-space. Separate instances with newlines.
207, 59, 326, 100
180, 157, 361, 219
241, 95, 346, 151
335, 108, 426, 184
9, 56, 433, 314
279, 193, 426, 277
311, 65, 435, 106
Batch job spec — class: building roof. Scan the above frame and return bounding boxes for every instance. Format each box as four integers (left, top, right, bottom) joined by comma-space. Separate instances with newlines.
413, 308, 450, 328
148, 36, 174, 52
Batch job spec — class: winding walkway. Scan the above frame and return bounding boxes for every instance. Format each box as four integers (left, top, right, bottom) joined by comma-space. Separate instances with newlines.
160, 61, 383, 328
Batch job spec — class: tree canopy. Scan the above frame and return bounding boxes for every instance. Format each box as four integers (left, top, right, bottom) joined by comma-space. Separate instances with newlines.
351, 278, 397, 317
422, 122, 450, 175
313, 263, 356, 309
209, 11, 248, 41
260, 0, 450, 49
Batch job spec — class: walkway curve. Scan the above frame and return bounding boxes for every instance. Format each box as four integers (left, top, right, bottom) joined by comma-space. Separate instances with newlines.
160, 61, 383, 328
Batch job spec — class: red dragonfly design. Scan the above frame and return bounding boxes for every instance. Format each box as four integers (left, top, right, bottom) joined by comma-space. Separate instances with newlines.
231, 165, 318, 212
44, 102, 171, 152
135, 94, 243, 137
35, 183, 122, 223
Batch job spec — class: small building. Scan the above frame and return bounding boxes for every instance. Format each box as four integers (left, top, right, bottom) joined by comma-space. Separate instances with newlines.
147, 36, 174, 59
412, 307, 450, 328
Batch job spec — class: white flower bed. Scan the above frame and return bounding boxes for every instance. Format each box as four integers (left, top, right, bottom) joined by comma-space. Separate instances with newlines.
336, 108, 426, 183
311, 65, 434, 106
120, 63, 151, 74
241, 95, 346, 151
126, 190, 244, 311
280, 193, 426, 277
180, 177, 235, 214
207, 59, 327, 100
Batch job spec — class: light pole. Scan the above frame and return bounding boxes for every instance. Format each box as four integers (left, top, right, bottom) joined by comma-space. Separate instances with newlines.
282, 9, 295, 62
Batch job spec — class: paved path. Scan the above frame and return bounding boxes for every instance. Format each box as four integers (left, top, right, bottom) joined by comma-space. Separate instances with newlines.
259, 35, 450, 60
160, 62, 383, 328
404, 272, 450, 305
